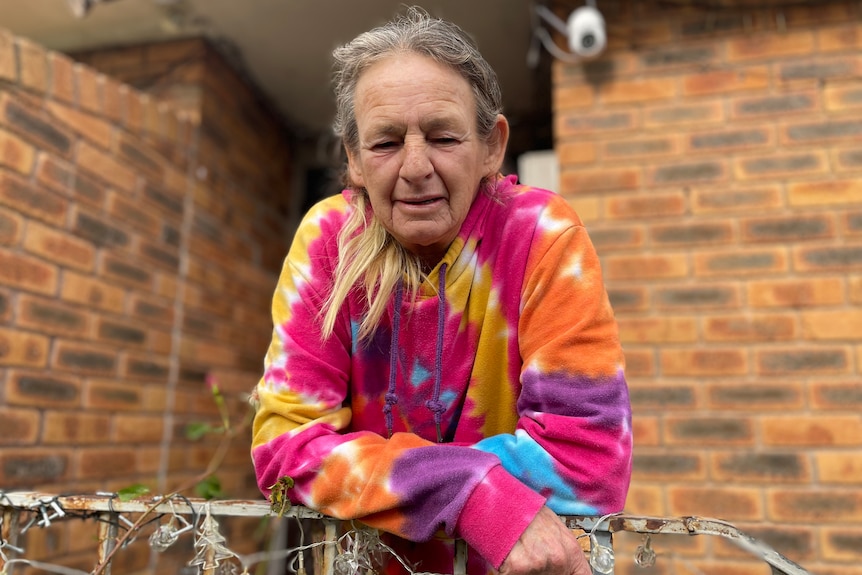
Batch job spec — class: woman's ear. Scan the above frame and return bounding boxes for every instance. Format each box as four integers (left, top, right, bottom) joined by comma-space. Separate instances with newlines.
484, 114, 510, 176
345, 146, 365, 188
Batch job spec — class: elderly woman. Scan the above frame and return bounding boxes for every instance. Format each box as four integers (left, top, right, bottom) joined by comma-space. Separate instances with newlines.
251, 7, 631, 575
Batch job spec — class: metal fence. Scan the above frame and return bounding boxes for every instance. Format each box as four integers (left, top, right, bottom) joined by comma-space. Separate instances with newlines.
0, 491, 812, 575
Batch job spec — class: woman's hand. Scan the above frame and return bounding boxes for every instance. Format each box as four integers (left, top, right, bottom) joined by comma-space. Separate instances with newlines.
498, 506, 592, 575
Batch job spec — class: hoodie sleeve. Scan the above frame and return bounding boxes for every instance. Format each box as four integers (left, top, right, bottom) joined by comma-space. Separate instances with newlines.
471, 194, 632, 519
250, 197, 540, 566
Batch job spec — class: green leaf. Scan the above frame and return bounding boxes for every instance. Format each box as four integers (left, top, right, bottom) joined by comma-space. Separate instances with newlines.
117, 484, 151, 502
185, 422, 212, 441
195, 475, 225, 500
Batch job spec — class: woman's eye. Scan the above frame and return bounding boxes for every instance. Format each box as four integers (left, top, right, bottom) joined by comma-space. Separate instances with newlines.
433, 137, 458, 145
374, 141, 397, 150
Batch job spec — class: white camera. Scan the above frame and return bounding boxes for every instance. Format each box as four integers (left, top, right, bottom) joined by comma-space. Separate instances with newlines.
566, 5, 606, 59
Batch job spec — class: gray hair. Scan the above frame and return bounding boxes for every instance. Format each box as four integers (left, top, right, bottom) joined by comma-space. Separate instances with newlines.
332, 6, 503, 155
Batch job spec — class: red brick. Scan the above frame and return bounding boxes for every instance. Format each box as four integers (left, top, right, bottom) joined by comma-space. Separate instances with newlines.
101, 253, 154, 289
633, 451, 706, 481
769, 489, 862, 522
23, 221, 95, 272
101, 75, 123, 122
661, 348, 748, 376
687, 126, 773, 153
649, 160, 726, 186
651, 282, 742, 313
631, 415, 660, 446
666, 414, 754, 445
0, 406, 40, 444
603, 135, 681, 160
694, 247, 787, 277
703, 313, 796, 342
0, 127, 37, 174
810, 381, 862, 410
606, 286, 648, 312
17, 293, 91, 337
0, 448, 70, 487
820, 527, 862, 562
713, 524, 815, 563
669, 486, 764, 520
122, 352, 170, 382
726, 30, 815, 62
801, 309, 862, 340
818, 23, 862, 52
788, 179, 862, 207
851, 276, 862, 304
762, 415, 862, 446
748, 276, 844, 308
560, 166, 641, 194
606, 192, 686, 219
49, 52, 77, 103
605, 253, 689, 280
644, 100, 724, 128
823, 84, 862, 112
124, 87, 144, 133
707, 382, 804, 411
0, 325, 50, 367
0, 247, 59, 295
624, 484, 665, 516
629, 382, 698, 410
758, 346, 851, 376
59, 269, 126, 313
599, 77, 676, 105
42, 411, 111, 444
142, 94, 164, 135
35, 153, 75, 195
617, 316, 698, 344
6, 369, 82, 408
85, 380, 147, 412
585, 225, 645, 252
692, 185, 782, 215
0, 29, 15, 81
730, 91, 818, 119
15, 37, 48, 93
742, 213, 834, 243
74, 63, 102, 114
77, 141, 137, 192
0, 169, 68, 226
555, 109, 636, 137
77, 448, 137, 479
95, 316, 148, 349
52, 339, 118, 376
816, 452, 862, 484
553, 84, 594, 110
733, 150, 828, 180
1, 94, 75, 157
114, 414, 165, 443
179, 337, 240, 369
795, 244, 862, 273
556, 140, 596, 165
650, 221, 733, 246
711, 451, 810, 483
682, 66, 769, 96
45, 100, 113, 149
0, 204, 23, 246
116, 132, 166, 180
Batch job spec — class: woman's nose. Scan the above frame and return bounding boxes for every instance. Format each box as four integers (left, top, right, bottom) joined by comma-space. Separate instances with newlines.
399, 142, 433, 181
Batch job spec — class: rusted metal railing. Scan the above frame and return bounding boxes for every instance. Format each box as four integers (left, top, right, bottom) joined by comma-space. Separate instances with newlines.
0, 491, 812, 575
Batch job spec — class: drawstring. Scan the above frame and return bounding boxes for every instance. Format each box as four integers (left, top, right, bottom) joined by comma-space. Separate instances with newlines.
383, 263, 449, 442
426, 263, 448, 442
384, 278, 404, 438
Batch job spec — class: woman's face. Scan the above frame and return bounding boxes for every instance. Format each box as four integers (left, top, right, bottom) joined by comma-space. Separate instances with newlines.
346, 52, 507, 265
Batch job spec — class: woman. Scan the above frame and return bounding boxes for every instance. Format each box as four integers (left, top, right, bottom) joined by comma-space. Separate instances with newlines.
252, 7, 631, 575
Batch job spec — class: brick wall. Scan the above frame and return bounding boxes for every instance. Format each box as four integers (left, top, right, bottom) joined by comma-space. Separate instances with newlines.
552, 1, 862, 573
0, 33, 292, 572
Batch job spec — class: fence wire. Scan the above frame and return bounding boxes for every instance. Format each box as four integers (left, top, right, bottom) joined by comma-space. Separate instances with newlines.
0, 491, 812, 575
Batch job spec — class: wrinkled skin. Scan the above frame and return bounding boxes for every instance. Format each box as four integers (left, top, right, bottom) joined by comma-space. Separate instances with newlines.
498, 506, 592, 575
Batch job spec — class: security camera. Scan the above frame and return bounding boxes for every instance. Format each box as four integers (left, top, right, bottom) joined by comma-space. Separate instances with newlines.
567, 5, 606, 59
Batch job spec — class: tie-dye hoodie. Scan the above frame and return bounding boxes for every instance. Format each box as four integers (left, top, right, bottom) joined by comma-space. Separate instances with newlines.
252, 175, 632, 574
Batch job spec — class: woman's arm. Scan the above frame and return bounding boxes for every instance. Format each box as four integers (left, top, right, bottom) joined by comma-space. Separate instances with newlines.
473, 196, 633, 517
